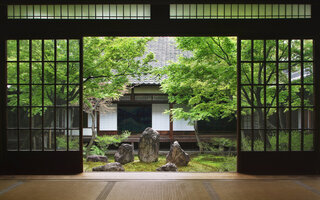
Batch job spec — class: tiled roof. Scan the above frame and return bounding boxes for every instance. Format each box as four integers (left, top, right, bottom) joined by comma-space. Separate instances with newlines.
129, 37, 192, 85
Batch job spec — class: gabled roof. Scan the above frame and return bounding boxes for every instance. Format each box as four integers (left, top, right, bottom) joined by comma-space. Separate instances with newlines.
129, 37, 192, 85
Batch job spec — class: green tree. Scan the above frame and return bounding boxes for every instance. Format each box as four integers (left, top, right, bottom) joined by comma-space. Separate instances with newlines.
6, 37, 154, 152
157, 37, 313, 152
82, 37, 154, 157
156, 37, 237, 152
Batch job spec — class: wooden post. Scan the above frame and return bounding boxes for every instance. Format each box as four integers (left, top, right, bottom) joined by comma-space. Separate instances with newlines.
131, 87, 135, 101
169, 103, 173, 143
97, 111, 100, 135
49, 130, 52, 149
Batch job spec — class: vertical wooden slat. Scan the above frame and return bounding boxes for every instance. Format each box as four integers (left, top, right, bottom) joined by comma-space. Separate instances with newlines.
237, 37, 242, 172
67, 39, 69, 151
251, 39, 254, 151
288, 39, 292, 151
54, 39, 57, 151
300, 39, 304, 151
79, 38, 84, 171
41, 39, 45, 150
263, 39, 267, 151
313, 37, 320, 173
0, 34, 7, 172
17, 40, 20, 151
29, 39, 32, 151
276, 39, 279, 151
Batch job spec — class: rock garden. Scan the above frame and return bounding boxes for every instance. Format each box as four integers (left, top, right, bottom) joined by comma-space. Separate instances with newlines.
84, 128, 236, 172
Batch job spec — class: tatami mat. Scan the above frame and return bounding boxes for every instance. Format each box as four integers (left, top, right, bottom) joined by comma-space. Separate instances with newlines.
299, 179, 320, 192
0, 180, 107, 200
1, 177, 320, 200
0, 180, 19, 192
210, 180, 320, 200
106, 181, 212, 200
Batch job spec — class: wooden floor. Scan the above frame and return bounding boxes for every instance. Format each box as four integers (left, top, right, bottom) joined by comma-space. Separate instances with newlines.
1, 173, 320, 200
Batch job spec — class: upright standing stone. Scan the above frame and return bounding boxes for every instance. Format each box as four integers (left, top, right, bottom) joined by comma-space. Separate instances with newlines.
166, 141, 190, 166
114, 143, 134, 164
138, 127, 160, 163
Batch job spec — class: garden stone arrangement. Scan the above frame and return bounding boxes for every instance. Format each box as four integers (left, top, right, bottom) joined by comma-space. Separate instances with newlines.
92, 162, 125, 171
114, 143, 134, 164
90, 128, 196, 172
166, 141, 190, 166
156, 162, 178, 172
138, 127, 160, 163
86, 155, 108, 162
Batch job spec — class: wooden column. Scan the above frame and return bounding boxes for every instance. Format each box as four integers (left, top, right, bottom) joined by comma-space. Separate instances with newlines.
131, 87, 135, 101
96, 111, 100, 136
169, 103, 173, 142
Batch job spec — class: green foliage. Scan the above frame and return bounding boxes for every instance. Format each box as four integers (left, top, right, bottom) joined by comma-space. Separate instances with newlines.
83, 37, 155, 104
89, 131, 131, 156
156, 38, 313, 134
156, 37, 237, 123
202, 138, 236, 153
241, 130, 314, 151
89, 145, 105, 156
56, 136, 79, 150
7, 37, 155, 126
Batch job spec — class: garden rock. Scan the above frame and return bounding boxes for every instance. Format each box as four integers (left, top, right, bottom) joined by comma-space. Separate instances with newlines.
138, 127, 160, 163
92, 162, 125, 171
86, 155, 108, 162
166, 141, 190, 166
114, 143, 134, 164
156, 162, 178, 172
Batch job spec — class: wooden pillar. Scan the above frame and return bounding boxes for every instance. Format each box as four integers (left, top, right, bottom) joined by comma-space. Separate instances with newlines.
131, 87, 135, 101
97, 111, 100, 135
0, 4, 6, 173
169, 103, 173, 142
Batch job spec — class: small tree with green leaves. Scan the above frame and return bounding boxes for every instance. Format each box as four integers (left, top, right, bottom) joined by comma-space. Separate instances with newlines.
83, 37, 154, 157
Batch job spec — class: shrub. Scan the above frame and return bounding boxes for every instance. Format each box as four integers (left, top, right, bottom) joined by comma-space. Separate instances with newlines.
202, 137, 236, 152
56, 135, 79, 150
241, 130, 314, 151
88, 130, 131, 156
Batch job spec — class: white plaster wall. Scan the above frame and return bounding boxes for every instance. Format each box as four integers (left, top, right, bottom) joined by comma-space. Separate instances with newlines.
172, 104, 194, 131
152, 104, 170, 131
87, 113, 97, 128
82, 128, 92, 136
99, 104, 117, 131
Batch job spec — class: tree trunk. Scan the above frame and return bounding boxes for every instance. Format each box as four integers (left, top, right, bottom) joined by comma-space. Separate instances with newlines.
194, 121, 203, 154
256, 108, 271, 148
86, 112, 97, 158
279, 108, 285, 129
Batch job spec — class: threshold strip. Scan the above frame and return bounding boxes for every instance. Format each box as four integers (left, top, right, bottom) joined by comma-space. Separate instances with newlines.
96, 182, 115, 200
0, 181, 24, 195
203, 181, 220, 200
294, 180, 320, 196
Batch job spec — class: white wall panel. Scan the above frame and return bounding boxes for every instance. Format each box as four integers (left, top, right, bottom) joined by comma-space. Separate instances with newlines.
172, 104, 194, 131
100, 104, 118, 131
152, 104, 170, 131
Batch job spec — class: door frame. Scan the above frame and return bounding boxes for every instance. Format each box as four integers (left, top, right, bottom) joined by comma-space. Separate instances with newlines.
1, 37, 84, 174
237, 36, 320, 174
1, 1, 319, 174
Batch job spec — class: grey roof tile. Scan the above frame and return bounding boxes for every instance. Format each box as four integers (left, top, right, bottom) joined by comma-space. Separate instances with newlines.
129, 37, 191, 85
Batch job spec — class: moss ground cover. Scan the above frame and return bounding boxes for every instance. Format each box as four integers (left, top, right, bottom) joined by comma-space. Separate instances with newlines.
84, 154, 236, 172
